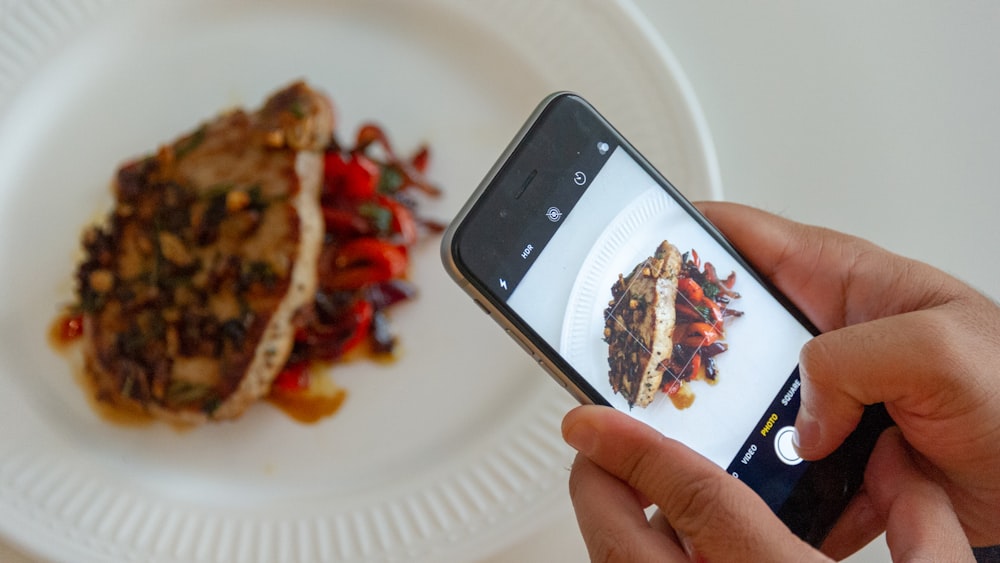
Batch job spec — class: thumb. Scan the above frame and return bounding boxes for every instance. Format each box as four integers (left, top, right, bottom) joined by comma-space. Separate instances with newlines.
563, 405, 828, 562
865, 427, 975, 562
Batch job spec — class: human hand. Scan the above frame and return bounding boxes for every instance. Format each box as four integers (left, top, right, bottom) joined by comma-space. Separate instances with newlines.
563, 405, 973, 562
698, 201, 1000, 549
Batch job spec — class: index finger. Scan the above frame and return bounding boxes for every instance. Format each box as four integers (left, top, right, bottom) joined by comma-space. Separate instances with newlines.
695, 201, 957, 332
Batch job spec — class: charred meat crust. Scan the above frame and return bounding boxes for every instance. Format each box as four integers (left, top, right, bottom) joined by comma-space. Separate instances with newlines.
77, 82, 332, 423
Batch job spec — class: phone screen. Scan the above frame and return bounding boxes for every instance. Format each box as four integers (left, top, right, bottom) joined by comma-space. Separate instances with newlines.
506, 144, 813, 509
444, 93, 887, 542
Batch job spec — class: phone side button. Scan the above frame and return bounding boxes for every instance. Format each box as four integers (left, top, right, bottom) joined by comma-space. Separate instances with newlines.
538, 360, 569, 389
504, 329, 537, 359
472, 299, 491, 314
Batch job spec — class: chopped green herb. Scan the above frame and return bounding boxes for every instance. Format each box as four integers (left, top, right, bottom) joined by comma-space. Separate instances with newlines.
358, 202, 393, 234
202, 398, 221, 415
376, 164, 404, 194
695, 304, 713, 323
174, 125, 207, 159
203, 184, 234, 201
702, 281, 720, 301
288, 100, 306, 119
78, 288, 106, 313
246, 184, 266, 210
166, 380, 214, 406
241, 260, 278, 289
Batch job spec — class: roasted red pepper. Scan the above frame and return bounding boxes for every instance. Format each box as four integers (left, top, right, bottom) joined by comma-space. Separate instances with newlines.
675, 322, 721, 348
272, 120, 439, 400
273, 362, 310, 392
291, 297, 376, 363
410, 145, 430, 173
355, 123, 391, 154
678, 277, 705, 303
324, 151, 379, 200
335, 298, 375, 356
327, 238, 408, 291
322, 207, 372, 237
61, 313, 85, 341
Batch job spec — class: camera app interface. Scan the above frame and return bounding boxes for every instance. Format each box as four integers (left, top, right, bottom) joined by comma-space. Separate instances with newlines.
505, 145, 814, 511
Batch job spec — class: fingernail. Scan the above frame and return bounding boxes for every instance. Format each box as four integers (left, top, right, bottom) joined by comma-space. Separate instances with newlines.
679, 532, 708, 563
679, 532, 696, 557
563, 420, 597, 456
793, 405, 820, 453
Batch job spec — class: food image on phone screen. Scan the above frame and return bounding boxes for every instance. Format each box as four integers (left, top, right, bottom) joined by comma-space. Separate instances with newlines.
442, 93, 889, 544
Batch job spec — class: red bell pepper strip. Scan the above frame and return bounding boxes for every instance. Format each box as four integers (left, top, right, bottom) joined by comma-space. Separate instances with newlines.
327, 238, 408, 291
322, 207, 372, 237
355, 123, 394, 155
336, 298, 375, 356
273, 362, 310, 392
675, 322, 721, 348
675, 302, 705, 322
678, 277, 705, 304
410, 145, 430, 173
324, 151, 379, 200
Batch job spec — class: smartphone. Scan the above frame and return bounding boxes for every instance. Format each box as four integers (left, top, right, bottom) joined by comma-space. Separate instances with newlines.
441, 92, 890, 545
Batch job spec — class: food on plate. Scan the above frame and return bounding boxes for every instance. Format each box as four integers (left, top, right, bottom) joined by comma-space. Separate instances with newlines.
603, 240, 741, 409
604, 240, 682, 408
55, 81, 441, 425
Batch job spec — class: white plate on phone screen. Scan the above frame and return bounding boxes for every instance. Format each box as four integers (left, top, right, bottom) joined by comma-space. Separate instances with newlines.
0, 1, 720, 561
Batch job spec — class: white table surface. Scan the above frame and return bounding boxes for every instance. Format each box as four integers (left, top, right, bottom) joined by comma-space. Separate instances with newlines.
4, 1, 997, 561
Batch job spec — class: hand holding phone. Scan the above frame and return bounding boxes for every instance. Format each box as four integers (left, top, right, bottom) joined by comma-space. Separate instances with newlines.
564, 405, 975, 561
701, 200, 1000, 554
441, 93, 890, 545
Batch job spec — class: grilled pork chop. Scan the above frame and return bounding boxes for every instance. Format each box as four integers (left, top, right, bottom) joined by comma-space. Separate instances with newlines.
75, 82, 333, 423
604, 240, 682, 408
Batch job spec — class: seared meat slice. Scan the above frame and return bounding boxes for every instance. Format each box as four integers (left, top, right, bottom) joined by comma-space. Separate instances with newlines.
603, 240, 682, 408
75, 81, 333, 423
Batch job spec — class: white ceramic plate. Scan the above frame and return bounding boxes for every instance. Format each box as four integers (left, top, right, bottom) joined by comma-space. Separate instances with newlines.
0, 1, 720, 561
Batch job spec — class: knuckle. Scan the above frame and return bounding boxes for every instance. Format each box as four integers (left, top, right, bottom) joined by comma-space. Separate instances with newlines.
799, 334, 838, 385
911, 312, 956, 357
904, 308, 972, 384
663, 472, 729, 533
617, 440, 668, 495
879, 307, 952, 365
566, 454, 588, 499
587, 526, 641, 563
